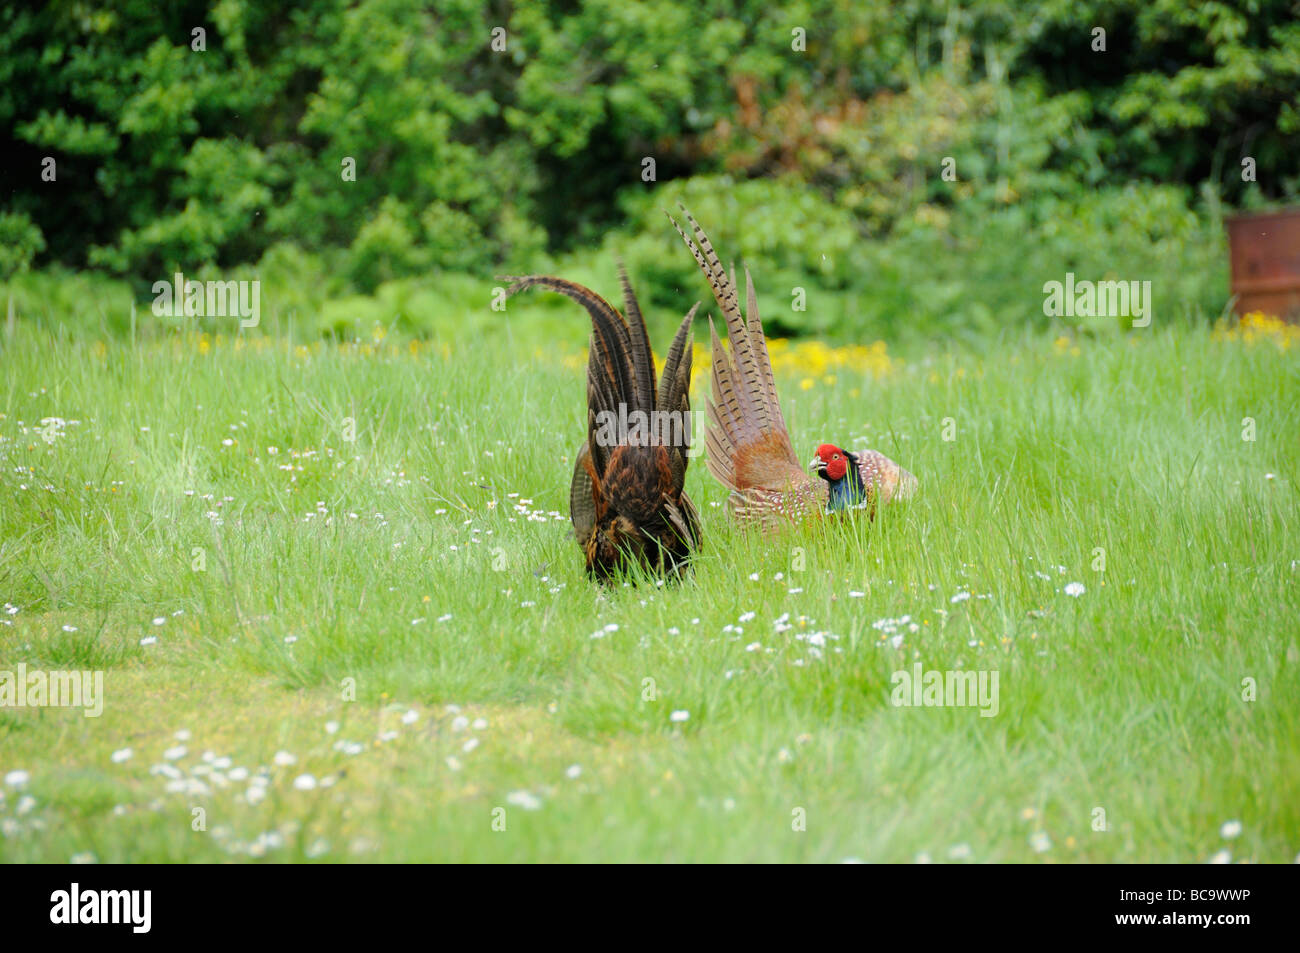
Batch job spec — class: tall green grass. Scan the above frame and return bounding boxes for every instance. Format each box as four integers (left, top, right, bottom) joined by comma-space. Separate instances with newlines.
0, 316, 1295, 862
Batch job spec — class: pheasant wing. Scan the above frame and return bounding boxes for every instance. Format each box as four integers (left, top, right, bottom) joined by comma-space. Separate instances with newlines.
854, 449, 919, 504
666, 210, 813, 503
569, 441, 598, 541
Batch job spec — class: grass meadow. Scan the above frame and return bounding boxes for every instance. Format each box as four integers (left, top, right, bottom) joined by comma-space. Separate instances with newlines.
0, 311, 1297, 863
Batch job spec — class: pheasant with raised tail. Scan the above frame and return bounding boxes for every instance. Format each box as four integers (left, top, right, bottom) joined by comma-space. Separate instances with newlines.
502, 269, 702, 580
665, 206, 916, 532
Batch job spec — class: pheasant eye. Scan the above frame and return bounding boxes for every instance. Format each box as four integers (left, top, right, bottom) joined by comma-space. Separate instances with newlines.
832, 453, 840, 460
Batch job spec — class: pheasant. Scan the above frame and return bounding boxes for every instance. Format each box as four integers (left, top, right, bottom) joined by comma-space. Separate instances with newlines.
502, 268, 702, 580
666, 206, 917, 531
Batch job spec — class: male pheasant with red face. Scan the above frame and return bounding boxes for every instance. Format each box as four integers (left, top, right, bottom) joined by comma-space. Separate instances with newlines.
666, 206, 916, 531
502, 268, 701, 580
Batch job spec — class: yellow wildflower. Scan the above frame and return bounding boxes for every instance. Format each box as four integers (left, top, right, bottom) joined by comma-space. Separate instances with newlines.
1214, 311, 1298, 349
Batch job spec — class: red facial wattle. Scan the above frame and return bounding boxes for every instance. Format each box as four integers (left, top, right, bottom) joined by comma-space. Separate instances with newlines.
815, 443, 849, 481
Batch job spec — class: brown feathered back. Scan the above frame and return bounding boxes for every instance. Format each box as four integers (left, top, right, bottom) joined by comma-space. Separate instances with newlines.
501, 271, 701, 579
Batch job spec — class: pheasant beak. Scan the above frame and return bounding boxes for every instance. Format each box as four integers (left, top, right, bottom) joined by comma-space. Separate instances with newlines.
809, 452, 828, 477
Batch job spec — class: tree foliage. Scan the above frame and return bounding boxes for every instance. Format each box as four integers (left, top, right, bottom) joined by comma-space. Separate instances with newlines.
2, 0, 1295, 334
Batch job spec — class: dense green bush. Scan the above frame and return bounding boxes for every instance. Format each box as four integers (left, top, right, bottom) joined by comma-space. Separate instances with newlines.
0, 0, 1291, 340
0, 212, 46, 276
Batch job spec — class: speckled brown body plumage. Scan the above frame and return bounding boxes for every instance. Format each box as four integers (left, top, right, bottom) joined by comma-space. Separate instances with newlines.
666, 206, 917, 531
504, 271, 701, 581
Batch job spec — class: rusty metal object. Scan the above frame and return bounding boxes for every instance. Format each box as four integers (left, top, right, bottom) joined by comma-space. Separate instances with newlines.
1225, 208, 1300, 321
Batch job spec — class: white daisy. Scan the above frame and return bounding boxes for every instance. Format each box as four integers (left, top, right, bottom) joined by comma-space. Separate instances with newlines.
506, 790, 542, 811
4, 770, 30, 787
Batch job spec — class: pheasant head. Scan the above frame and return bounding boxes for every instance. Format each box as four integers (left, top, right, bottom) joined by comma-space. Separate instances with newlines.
811, 443, 850, 481
812, 443, 918, 512
810, 443, 866, 512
